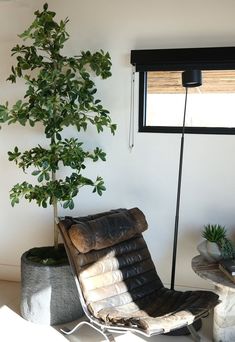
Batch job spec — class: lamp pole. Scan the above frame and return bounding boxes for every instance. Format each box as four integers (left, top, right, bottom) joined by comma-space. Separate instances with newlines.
170, 87, 188, 290
170, 70, 202, 290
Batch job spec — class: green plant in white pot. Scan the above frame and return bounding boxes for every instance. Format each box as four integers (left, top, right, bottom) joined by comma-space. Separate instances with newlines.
0, 3, 116, 324
197, 224, 234, 262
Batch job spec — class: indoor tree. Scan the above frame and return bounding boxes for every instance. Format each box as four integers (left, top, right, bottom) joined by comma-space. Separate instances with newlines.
0, 3, 116, 253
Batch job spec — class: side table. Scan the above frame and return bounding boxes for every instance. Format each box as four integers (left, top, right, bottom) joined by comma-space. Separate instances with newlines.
192, 255, 235, 342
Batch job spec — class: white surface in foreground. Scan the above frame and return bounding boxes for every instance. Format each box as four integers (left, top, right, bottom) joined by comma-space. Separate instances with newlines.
0, 305, 67, 341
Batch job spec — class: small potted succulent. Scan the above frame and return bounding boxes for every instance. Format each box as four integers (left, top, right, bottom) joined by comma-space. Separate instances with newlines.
197, 224, 234, 261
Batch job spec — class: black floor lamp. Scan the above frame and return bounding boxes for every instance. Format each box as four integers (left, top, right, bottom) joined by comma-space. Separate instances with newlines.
170, 70, 202, 290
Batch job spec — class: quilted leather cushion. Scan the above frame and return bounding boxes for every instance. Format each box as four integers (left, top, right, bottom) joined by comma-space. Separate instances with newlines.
77, 235, 163, 315
96, 288, 219, 334
69, 207, 147, 253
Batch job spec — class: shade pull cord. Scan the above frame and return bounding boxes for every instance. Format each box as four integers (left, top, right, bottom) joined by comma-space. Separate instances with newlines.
129, 65, 135, 150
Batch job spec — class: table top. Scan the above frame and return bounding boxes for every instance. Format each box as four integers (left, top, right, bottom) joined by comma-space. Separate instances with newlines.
192, 255, 235, 290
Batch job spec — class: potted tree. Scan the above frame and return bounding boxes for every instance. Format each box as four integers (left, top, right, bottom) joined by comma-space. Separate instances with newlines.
0, 3, 116, 325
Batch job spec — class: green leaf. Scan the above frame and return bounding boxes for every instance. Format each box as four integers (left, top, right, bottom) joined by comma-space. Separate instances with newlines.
45, 172, 50, 181
56, 132, 61, 140
68, 200, 74, 210
32, 170, 40, 176
63, 201, 70, 209
42, 200, 47, 208
37, 174, 44, 182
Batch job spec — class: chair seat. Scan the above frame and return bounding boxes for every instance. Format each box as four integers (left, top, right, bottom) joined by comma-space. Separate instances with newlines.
97, 287, 218, 334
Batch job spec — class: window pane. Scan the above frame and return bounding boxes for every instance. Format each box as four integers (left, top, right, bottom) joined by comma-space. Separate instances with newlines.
146, 70, 235, 129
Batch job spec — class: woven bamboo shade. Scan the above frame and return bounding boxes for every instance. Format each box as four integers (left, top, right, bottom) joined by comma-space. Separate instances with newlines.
147, 70, 235, 94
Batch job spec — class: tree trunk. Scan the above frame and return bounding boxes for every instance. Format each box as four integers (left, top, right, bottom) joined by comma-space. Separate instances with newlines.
52, 170, 59, 249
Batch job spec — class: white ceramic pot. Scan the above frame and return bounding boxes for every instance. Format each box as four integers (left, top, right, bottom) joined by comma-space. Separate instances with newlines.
197, 240, 222, 262
197, 240, 215, 262
207, 241, 222, 261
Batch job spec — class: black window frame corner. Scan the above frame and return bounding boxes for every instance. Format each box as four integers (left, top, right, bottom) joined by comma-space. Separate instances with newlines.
131, 47, 235, 135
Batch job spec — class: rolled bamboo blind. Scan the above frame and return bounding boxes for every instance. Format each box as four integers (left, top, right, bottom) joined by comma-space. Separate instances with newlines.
147, 70, 235, 94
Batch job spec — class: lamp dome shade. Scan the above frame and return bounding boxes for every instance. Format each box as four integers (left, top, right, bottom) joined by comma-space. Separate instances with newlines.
182, 70, 202, 87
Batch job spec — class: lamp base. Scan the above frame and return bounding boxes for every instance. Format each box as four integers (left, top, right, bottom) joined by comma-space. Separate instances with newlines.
165, 319, 202, 336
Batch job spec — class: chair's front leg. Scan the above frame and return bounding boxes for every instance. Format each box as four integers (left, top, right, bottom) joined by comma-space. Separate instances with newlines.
61, 320, 116, 341
103, 331, 116, 342
187, 324, 201, 342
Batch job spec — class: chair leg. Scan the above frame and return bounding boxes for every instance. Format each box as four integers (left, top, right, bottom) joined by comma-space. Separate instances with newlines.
60, 320, 116, 341
104, 331, 116, 341
187, 324, 201, 342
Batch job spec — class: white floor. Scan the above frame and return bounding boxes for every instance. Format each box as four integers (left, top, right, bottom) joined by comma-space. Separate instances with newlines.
0, 280, 213, 342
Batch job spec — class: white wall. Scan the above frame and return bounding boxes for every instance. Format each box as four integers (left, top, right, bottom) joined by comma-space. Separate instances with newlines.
1, 0, 235, 289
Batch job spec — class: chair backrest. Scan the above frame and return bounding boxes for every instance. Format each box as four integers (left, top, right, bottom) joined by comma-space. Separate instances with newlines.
58, 208, 163, 318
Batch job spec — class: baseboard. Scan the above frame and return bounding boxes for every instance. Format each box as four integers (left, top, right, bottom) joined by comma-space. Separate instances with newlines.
0, 264, 20, 281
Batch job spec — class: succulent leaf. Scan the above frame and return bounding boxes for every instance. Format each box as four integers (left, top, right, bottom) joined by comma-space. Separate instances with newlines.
202, 224, 227, 242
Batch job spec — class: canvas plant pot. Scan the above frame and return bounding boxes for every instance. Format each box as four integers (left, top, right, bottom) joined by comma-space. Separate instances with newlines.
20, 250, 84, 325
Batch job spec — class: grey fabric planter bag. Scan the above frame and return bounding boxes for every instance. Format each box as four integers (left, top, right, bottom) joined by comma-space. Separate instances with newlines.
21, 250, 84, 325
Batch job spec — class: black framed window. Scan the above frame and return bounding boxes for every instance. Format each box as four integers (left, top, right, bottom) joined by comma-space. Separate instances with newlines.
131, 47, 235, 134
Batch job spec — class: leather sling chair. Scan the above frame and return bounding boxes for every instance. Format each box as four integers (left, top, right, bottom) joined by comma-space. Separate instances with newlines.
57, 207, 219, 342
